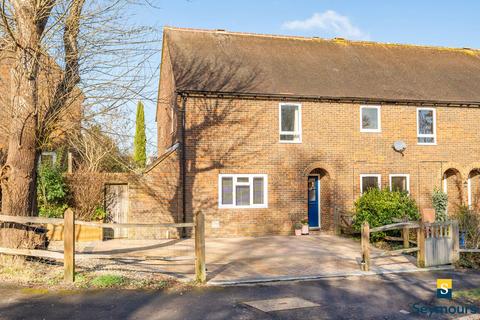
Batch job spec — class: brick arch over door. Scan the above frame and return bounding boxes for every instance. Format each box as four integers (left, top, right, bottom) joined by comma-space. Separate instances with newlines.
443, 168, 464, 215
468, 168, 480, 210
441, 162, 467, 181
308, 167, 334, 231
303, 162, 336, 179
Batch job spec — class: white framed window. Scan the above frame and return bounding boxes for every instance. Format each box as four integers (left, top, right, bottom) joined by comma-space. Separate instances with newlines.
360, 174, 381, 194
389, 174, 410, 193
39, 151, 57, 167
279, 103, 302, 143
417, 108, 436, 145
218, 174, 268, 208
360, 105, 381, 132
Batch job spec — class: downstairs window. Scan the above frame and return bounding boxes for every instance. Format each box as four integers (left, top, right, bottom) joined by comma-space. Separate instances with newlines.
219, 174, 268, 208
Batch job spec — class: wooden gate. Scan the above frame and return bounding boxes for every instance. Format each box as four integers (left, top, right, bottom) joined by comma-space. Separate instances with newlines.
105, 184, 129, 239
361, 220, 460, 271
420, 221, 459, 267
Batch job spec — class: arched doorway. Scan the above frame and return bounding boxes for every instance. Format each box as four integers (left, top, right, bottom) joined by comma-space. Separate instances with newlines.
443, 168, 463, 214
308, 168, 332, 230
468, 169, 480, 210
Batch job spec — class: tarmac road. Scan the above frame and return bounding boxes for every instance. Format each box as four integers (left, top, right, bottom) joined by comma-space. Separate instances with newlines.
0, 270, 479, 320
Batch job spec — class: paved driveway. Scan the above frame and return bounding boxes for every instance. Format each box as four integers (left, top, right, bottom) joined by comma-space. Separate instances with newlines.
51, 234, 434, 284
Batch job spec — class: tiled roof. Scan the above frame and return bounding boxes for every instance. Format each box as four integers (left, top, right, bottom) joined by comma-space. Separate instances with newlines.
164, 27, 480, 104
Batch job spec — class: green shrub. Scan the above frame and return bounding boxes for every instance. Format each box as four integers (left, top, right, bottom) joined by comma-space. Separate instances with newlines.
38, 203, 68, 218
353, 189, 419, 240
432, 187, 448, 221
452, 205, 480, 249
37, 164, 68, 218
92, 207, 107, 221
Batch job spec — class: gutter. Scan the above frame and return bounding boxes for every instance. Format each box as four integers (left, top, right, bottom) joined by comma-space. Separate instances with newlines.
176, 89, 480, 107
180, 95, 187, 238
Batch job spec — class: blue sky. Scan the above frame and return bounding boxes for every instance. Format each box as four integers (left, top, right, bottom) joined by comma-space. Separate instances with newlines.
134, 0, 480, 155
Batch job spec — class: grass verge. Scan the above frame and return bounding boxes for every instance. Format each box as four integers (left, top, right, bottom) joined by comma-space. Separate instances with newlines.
455, 288, 480, 303
0, 257, 195, 292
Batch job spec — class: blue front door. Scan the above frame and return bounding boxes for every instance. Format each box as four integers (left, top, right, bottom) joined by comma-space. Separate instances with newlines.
308, 176, 320, 228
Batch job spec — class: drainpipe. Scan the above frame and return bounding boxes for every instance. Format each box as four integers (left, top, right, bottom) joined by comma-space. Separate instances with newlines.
180, 94, 187, 238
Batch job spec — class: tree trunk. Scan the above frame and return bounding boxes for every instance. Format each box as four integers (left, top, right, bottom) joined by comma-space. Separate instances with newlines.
0, 0, 48, 248
1, 56, 39, 217
0, 49, 45, 248
0, 0, 83, 249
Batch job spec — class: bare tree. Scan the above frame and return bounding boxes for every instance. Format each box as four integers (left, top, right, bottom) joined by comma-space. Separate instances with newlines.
68, 125, 134, 172
0, 0, 158, 221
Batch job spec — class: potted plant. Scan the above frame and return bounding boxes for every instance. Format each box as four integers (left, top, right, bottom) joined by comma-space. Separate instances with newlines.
301, 217, 309, 235
294, 222, 302, 236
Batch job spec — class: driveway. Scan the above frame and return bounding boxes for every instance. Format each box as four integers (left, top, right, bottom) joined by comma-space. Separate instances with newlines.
50, 234, 433, 284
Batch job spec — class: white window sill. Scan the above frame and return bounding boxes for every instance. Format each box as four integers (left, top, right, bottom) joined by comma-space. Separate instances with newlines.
360, 129, 381, 133
218, 205, 268, 209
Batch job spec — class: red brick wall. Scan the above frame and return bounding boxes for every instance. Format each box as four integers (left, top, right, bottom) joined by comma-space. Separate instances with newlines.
156, 39, 178, 152
162, 97, 480, 237
128, 148, 183, 239
67, 149, 183, 240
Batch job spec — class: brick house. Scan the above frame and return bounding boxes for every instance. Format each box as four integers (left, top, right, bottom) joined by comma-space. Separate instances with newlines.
0, 55, 83, 164
149, 27, 480, 237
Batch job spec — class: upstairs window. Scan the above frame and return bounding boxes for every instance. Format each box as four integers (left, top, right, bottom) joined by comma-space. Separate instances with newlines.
219, 174, 268, 208
279, 103, 301, 143
360, 105, 381, 132
360, 174, 381, 194
417, 108, 436, 145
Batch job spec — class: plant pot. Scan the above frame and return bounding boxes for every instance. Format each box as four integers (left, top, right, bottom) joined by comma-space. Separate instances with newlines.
301, 224, 309, 235
294, 229, 302, 236
421, 208, 435, 223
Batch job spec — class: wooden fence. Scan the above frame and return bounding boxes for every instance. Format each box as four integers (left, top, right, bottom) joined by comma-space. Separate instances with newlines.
0, 209, 205, 283
361, 220, 460, 271
361, 221, 420, 271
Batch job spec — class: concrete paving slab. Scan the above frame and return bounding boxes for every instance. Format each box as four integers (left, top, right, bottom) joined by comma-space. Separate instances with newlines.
243, 297, 319, 312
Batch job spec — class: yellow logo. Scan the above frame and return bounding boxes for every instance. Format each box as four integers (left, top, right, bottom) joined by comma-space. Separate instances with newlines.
437, 279, 452, 299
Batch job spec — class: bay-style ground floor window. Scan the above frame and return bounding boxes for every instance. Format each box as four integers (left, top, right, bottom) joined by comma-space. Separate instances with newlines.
218, 174, 268, 208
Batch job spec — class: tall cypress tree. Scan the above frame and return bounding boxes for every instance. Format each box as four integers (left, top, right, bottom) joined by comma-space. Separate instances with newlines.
133, 101, 147, 168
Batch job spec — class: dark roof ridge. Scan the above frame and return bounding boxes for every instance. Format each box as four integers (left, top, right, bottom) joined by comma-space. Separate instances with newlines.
163, 26, 480, 55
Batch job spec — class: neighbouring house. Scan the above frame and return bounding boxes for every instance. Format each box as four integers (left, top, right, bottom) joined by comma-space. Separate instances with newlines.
129, 27, 480, 239
0, 55, 83, 166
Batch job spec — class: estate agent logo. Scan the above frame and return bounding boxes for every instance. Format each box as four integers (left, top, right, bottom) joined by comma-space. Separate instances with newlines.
437, 279, 452, 299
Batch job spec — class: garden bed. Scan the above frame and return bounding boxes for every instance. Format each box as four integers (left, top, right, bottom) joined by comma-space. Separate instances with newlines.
0, 256, 194, 291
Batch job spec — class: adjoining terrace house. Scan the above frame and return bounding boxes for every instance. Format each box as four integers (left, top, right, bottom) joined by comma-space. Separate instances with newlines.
153, 26, 480, 237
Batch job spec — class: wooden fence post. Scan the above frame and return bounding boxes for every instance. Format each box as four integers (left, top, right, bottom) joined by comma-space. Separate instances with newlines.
402, 226, 409, 249
194, 211, 206, 283
67, 152, 73, 174
64, 208, 75, 283
417, 221, 425, 268
361, 222, 370, 271
451, 220, 460, 264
